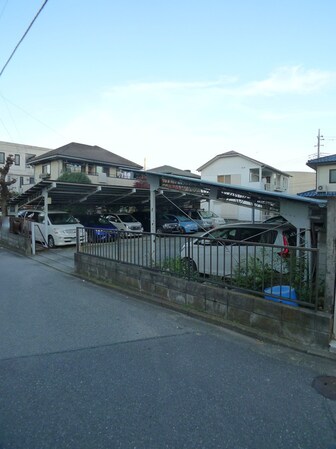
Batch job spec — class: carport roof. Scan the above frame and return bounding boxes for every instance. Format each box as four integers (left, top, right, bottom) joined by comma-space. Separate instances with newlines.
8, 171, 326, 213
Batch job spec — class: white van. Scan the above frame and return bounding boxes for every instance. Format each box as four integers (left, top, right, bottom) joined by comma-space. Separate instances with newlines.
105, 213, 143, 237
18, 209, 84, 247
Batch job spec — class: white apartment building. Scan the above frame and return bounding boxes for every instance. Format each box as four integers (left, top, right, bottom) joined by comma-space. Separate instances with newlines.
197, 150, 291, 222
0, 140, 51, 194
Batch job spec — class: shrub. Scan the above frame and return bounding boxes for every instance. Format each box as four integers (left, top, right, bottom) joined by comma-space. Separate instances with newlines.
57, 172, 92, 184
159, 257, 199, 280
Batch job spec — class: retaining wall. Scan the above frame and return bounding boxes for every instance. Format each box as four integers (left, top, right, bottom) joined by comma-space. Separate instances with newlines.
0, 228, 31, 255
75, 253, 333, 350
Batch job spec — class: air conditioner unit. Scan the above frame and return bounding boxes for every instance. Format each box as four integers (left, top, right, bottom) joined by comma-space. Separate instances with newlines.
39, 173, 50, 179
317, 185, 327, 192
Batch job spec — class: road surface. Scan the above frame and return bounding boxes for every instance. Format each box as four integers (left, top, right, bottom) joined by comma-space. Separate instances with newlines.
0, 247, 335, 449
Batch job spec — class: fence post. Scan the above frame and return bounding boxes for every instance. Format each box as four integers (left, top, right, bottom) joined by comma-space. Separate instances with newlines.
31, 222, 36, 255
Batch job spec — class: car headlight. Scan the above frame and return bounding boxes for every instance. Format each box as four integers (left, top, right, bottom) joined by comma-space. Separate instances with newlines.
53, 228, 68, 235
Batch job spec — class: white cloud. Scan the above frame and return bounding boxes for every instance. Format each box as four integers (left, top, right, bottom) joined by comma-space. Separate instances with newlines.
242, 66, 336, 96
42, 66, 336, 172
103, 66, 336, 99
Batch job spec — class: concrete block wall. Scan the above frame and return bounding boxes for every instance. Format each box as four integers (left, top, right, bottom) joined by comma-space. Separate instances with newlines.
75, 253, 332, 349
0, 229, 31, 255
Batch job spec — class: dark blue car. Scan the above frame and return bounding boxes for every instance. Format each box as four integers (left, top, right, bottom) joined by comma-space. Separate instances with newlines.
75, 215, 118, 242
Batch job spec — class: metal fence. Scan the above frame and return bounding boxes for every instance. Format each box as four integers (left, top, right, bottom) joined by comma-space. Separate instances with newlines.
77, 228, 322, 310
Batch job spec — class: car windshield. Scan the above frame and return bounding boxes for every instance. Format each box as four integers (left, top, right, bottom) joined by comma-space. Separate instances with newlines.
175, 215, 191, 222
199, 211, 216, 219
200, 210, 214, 219
97, 216, 111, 225
119, 214, 137, 223
48, 213, 78, 225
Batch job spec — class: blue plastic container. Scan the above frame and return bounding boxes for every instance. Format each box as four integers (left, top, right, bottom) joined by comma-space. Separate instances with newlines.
264, 285, 298, 307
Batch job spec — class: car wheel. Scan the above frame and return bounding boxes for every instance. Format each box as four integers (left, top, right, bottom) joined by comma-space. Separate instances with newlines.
48, 235, 55, 248
181, 257, 197, 273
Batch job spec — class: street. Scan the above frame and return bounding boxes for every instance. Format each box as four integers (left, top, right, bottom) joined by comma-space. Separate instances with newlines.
0, 247, 335, 449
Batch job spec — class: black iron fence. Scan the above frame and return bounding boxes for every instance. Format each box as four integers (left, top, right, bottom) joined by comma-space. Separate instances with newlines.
76, 228, 322, 310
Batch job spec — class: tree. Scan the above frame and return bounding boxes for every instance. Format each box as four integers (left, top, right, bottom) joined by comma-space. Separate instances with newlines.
0, 154, 16, 216
57, 172, 92, 184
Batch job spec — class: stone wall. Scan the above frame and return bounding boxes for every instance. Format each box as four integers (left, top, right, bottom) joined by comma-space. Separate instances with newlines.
0, 228, 31, 255
75, 253, 332, 350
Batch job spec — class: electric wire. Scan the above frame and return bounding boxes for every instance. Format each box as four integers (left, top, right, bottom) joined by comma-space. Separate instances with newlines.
0, 0, 9, 22
0, 91, 67, 140
0, 0, 49, 78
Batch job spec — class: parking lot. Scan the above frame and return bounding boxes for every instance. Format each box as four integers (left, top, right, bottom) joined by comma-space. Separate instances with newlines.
31, 232, 201, 274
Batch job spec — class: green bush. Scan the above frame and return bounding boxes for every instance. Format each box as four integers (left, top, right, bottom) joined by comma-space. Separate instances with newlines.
159, 257, 199, 280
57, 172, 92, 184
231, 258, 276, 291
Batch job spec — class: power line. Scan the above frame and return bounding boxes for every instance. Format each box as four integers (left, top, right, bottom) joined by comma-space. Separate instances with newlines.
0, 0, 9, 22
0, 0, 49, 79
0, 91, 68, 140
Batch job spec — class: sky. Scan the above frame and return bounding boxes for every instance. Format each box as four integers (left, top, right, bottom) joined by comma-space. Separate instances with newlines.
0, 0, 336, 174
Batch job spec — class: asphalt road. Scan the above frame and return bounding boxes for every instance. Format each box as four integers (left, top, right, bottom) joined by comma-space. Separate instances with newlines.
0, 247, 336, 449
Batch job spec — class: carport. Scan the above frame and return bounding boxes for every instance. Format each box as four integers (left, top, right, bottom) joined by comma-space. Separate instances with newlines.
9, 171, 327, 246
8, 171, 327, 251
8, 171, 327, 230
7, 171, 336, 349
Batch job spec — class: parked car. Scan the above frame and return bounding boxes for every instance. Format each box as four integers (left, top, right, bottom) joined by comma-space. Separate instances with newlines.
105, 213, 143, 237
161, 213, 198, 234
75, 215, 118, 242
180, 222, 297, 277
16, 209, 85, 248
185, 209, 226, 231
132, 212, 181, 234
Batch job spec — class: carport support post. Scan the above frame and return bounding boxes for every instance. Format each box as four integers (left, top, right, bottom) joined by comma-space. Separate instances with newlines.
326, 198, 336, 350
43, 188, 49, 246
148, 174, 159, 263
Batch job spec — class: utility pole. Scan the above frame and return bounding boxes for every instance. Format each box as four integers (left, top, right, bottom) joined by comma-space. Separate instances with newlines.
316, 129, 324, 158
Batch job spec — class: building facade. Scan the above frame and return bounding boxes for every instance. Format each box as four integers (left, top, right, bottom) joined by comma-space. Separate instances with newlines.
29, 142, 143, 187
0, 140, 51, 194
197, 151, 291, 222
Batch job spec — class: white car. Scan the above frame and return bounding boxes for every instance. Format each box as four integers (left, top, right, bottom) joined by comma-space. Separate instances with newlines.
180, 222, 297, 277
105, 213, 143, 237
18, 209, 85, 247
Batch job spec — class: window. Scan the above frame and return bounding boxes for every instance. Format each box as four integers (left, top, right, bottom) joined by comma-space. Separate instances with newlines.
249, 169, 260, 182
217, 174, 231, 184
15, 154, 20, 165
329, 169, 336, 183
64, 162, 82, 173
25, 153, 35, 167
42, 164, 51, 174
0, 152, 4, 164
96, 166, 109, 175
